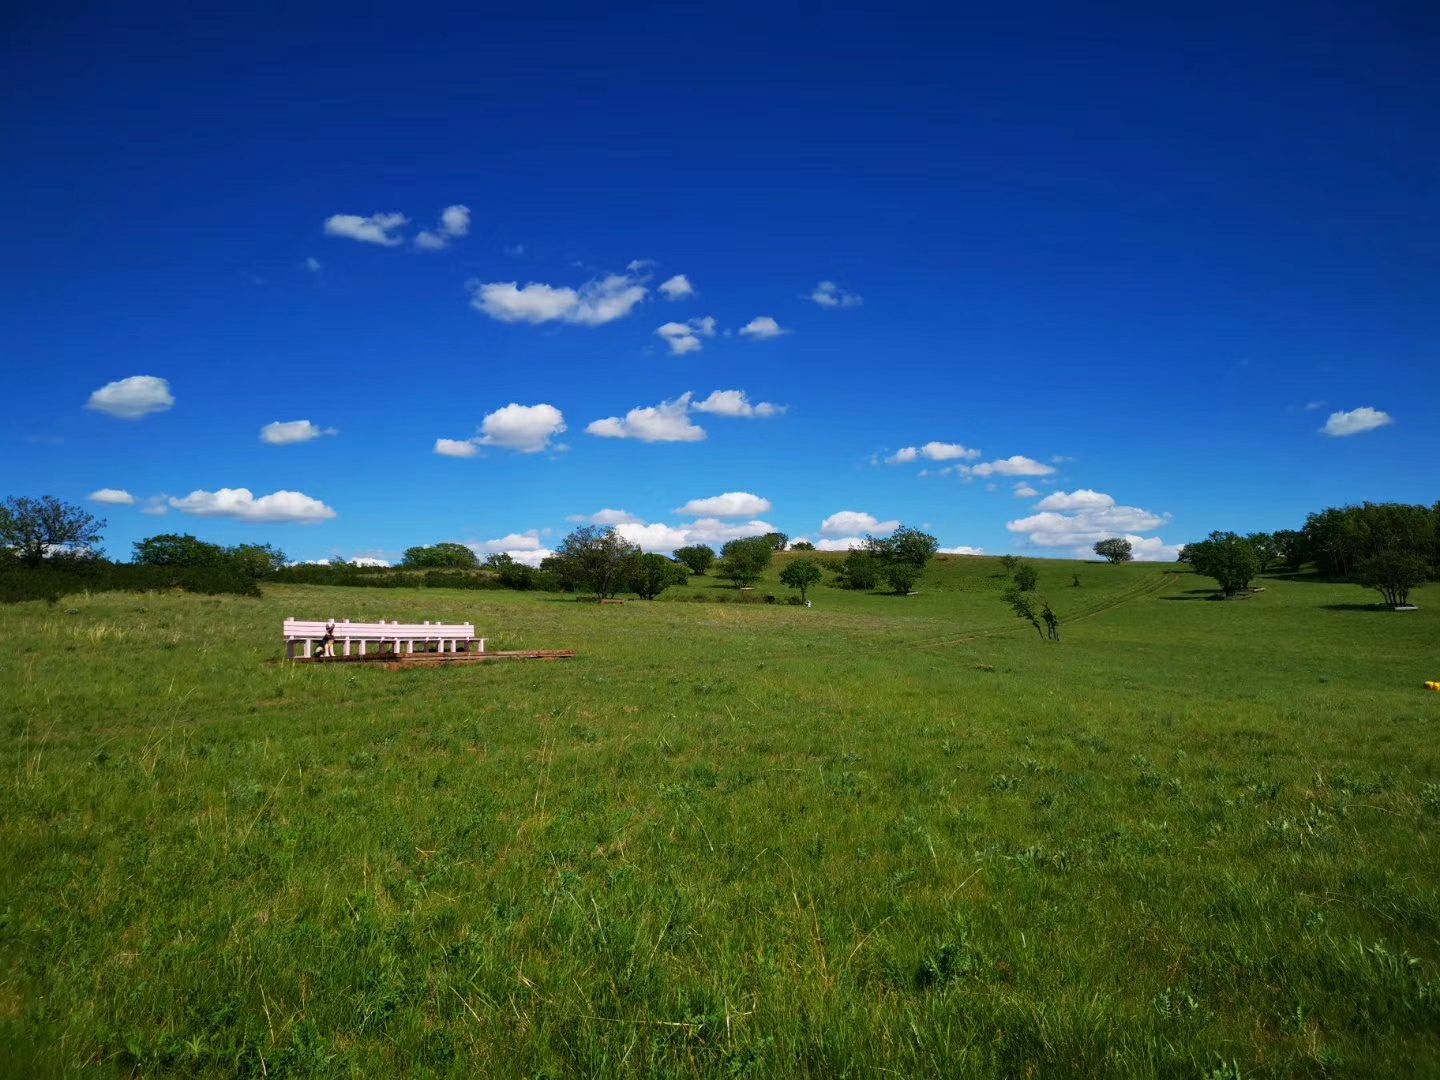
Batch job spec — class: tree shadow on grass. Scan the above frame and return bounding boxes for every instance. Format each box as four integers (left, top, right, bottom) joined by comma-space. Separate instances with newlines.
1160, 589, 1222, 601
1320, 603, 1408, 613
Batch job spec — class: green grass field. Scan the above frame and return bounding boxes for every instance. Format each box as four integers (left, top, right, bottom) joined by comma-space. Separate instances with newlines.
3, 555, 1438, 1077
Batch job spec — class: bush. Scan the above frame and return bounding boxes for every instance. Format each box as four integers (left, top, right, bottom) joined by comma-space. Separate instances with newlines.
837, 550, 881, 590
1188, 532, 1261, 596
1013, 563, 1039, 592
0, 560, 261, 604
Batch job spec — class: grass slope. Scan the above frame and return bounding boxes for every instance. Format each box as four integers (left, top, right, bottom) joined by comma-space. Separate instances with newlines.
2, 557, 1438, 1077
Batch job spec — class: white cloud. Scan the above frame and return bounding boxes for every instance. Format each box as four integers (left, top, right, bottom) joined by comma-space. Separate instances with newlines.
469, 271, 647, 326
323, 212, 408, 246
260, 420, 337, 445
738, 316, 788, 340
659, 274, 695, 300
960, 455, 1056, 478
467, 530, 553, 566
810, 280, 862, 308
434, 438, 480, 458
476, 402, 567, 453
656, 316, 717, 355
568, 508, 642, 525
1035, 488, 1114, 512
169, 488, 336, 524
350, 556, 391, 568
1006, 504, 1170, 555
939, 545, 985, 555
1013, 483, 1039, 498
886, 447, 919, 464
1123, 536, 1183, 562
887, 441, 980, 464
89, 488, 135, 505
691, 389, 785, 418
415, 204, 472, 250
305, 256, 322, 273
141, 496, 169, 516
586, 393, 705, 443
676, 491, 772, 517
613, 517, 777, 553
815, 536, 867, 551
1321, 406, 1393, 437
86, 375, 175, 419
820, 510, 899, 538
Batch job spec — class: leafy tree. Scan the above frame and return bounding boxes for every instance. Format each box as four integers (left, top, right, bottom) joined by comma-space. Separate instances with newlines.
1273, 529, 1307, 573
485, 552, 536, 590
1356, 549, 1430, 609
838, 549, 881, 590
401, 542, 479, 569
1188, 531, 1261, 596
1003, 587, 1045, 639
0, 496, 105, 565
789, 540, 815, 551
1093, 538, 1132, 564
999, 554, 1019, 573
865, 525, 938, 593
132, 533, 228, 567
1176, 545, 1193, 564
630, 553, 687, 600
715, 536, 773, 588
552, 526, 642, 598
1246, 532, 1279, 573
761, 532, 789, 552
885, 562, 921, 594
1341, 502, 1436, 608
227, 543, 288, 578
1302, 506, 1355, 578
778, 557, 823, 602
1013, 562, 1039, 592
673, 544, 716, 575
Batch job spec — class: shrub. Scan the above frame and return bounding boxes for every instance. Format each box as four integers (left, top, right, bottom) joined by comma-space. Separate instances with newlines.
1013, 563, 1039, 592
837, 550, 881, 590
1187, 532, 1261, 596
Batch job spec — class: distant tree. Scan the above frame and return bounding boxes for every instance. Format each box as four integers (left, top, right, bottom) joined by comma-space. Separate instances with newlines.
761, 531, 789, 552
485, 552, 536, 590
1176, 545, 1193, 564
866, 525, 939, 594
789, 540, 815, 551
1188, 531, 1261, 596
1356, 549, 1430, 609
1013, 562, 1039, 592
838, 549, 881, 590
552, 526, 642, 599
673, 544, 717, 575
0, 496, 106, 565
1093, 538, 1133, 564
132, 533, 227, 567
1003, 587, 1045, 639
779, 557, 823, 602
630, 553, 687, 600
1273, 529, 1307, 574
401, 542, 479, 569
715, 536, 773, 588
227, 543, 288, 578
999, 554, 1019, 573
1041, 601, 1060, 641
1302, 506, 1355, 578
1246, 532, 1280, 573
1342, 502, 1436, 608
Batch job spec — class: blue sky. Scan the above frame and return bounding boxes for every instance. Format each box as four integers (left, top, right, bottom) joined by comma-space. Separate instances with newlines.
4, 2, 1436, 565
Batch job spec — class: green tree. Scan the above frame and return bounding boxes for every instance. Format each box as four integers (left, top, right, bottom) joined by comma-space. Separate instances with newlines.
552, 526, 642, 599
761, 532, 789, 552
885, 563, 921, 594
1273, 529, 1307, 573
1341, 503, 1436, 608
778, 557, 823, 601
1188, 532, 1261, 596
999, 554, 1019, 573
789, 540, 815, 551
715, 536, 773, 588
227, 543, 288, 578
673, 544, 716, 575
0, 496, 106, 565
132, 533, 227, 567
401, 542, 479, 569
1003, 587, 1045, 639
866, 525, 939, 593
1013, 562, 1039, 592
485, 552, 536, 590
630, 553, 687, 600
1246, 532, 1279, 573
1093, 538, 1133, 564
838, 549, 881, 590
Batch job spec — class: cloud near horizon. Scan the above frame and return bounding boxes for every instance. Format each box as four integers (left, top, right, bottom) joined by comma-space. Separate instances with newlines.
820, 510, 899, 537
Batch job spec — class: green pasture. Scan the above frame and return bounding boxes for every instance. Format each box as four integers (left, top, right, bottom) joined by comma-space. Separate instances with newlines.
2, 556, 1438, 1077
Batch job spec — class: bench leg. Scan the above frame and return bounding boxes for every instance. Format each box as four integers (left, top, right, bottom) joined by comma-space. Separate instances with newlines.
286, 640, 295, 660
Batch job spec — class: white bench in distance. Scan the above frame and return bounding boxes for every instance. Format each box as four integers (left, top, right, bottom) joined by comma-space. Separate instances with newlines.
283, 618, 483, 660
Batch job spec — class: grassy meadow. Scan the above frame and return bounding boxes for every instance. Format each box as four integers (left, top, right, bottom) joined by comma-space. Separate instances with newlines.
2, 554, 1439, 1077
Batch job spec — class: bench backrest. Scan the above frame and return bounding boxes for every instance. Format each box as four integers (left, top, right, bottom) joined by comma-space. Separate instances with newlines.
283, 618, 475, 640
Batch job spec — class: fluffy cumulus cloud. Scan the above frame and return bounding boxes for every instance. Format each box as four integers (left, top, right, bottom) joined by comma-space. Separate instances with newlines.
1035, 488, 1114, 512
888, 441, 981, 464
351, 556, 391, 568
939, 545, 985, 555
675, 491, 772, 517
810, 280, 862, 308
738, 316, 788, 340
820, 510, 899, 538
478, 402, 567, 453
1013, 483, 1039, 498
169, 488, 336, 524
1320, 406, 1393, 437
614, 517, 778, 553
415, 204, 472, 250
86, 375, 175, 419
323, 212, 408, 246
586, 393, 705, 443
467, 530, 554, 567
260, 419, 337, 445
469, 271, 647, 326
960, 455, 1056, 478
89, 488, 135, 505
655, 316, 716, 355
1006, 500, 1176, 560
691, 389, 785, 418
568, 508, 642, 525
659, 274, 695, 300
433, 438, 480, 458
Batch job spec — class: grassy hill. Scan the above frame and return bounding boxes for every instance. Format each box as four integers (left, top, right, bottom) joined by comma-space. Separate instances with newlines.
2, 560, 1437, 1076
